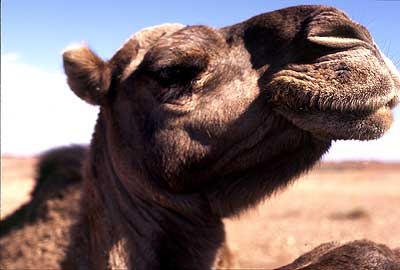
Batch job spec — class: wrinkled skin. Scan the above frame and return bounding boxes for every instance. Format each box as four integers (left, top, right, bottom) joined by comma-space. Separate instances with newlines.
61, 5, 399, 269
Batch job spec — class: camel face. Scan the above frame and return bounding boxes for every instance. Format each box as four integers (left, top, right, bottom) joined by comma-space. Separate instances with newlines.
245, 7, 400, 141
63, 5, 399, 195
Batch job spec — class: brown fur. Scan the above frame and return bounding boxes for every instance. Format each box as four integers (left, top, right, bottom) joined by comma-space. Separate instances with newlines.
2, 5, 399, 270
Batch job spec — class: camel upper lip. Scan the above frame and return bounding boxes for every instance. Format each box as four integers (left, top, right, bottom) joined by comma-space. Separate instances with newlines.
283, 91, 397, 115
331, 95, 397, 113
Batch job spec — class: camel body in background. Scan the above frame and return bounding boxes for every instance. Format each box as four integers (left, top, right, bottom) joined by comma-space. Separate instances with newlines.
1, 5, 400, 270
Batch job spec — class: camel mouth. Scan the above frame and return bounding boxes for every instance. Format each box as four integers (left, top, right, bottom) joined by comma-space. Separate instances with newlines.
317, 96, 396, 120
307, 92, 397, 116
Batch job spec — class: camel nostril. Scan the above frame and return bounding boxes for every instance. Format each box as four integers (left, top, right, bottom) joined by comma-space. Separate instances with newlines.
307, 35, 367, 49
307, 23, 372, 49
307, 12, 373, 49
319, 23, 367, 40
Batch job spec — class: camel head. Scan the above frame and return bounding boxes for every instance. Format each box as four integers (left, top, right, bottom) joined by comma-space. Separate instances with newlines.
62, 5, 399, 213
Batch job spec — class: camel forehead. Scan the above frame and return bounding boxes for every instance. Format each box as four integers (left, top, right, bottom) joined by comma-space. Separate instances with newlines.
142, 26, 227, 69
128, 23, 186, 50
120, 23, 186, 79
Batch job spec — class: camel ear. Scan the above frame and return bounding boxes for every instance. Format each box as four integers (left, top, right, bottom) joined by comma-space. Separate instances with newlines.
63, 45, 111, 105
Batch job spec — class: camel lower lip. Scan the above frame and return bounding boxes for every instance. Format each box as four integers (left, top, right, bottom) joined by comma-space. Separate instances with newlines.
316, 106, 393, 140
277, 105, 393, 141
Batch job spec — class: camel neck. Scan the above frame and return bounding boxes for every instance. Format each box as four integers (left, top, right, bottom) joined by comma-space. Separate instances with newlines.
78, 129, 225, 270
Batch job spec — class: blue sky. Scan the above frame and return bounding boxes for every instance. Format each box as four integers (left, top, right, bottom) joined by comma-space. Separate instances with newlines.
4, 0, 400, 71
2, 0, 400, 160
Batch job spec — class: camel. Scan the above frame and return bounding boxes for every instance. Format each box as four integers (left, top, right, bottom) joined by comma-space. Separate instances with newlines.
1, 4, 399, 270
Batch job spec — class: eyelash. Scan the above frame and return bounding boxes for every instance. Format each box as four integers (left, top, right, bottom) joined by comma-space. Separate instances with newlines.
143, 64, 202, 104
154, 65, 201, 88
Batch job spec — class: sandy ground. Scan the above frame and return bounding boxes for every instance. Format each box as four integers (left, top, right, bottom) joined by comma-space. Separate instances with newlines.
1, 157, 37, 219
1, 156, 399, 269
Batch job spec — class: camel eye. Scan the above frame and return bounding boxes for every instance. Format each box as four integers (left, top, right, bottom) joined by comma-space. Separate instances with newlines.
154, 65, 201, 88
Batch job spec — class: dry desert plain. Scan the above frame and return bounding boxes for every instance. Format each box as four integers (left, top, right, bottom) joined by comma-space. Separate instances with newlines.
1, 155, 400, 269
